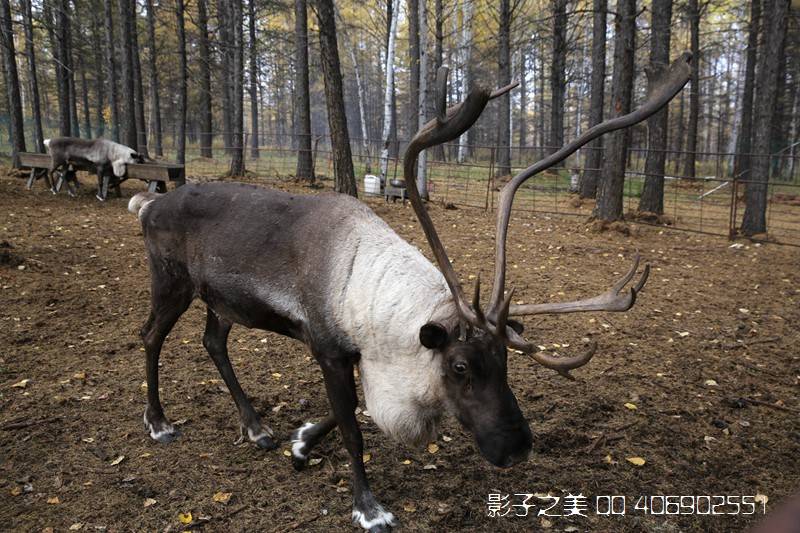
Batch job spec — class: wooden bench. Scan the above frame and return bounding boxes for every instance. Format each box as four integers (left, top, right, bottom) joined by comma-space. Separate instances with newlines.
18, 152, 186, 200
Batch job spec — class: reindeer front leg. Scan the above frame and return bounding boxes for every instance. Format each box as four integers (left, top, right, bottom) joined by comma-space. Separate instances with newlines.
318, 354, 395, 532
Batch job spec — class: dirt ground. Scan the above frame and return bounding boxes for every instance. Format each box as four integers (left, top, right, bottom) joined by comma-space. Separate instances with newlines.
1, 172, 799, 533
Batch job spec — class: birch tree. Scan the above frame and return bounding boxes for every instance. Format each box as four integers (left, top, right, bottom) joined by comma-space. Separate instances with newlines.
380, 0, 400, 181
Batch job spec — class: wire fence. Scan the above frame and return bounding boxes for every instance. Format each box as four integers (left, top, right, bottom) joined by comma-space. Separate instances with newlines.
7, 130, 800, 246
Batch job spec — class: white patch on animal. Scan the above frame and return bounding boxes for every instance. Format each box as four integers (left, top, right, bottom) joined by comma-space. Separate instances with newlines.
352, 507, 396, 530
128, 192, 160, 220
143, 409, 175, 442
326, 201, 457, 446
291, 422, 315, 459
247, 425, 274, 442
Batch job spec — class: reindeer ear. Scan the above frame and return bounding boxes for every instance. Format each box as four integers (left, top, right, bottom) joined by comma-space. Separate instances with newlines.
508, 319, 524, 335
419, 322, 449, 349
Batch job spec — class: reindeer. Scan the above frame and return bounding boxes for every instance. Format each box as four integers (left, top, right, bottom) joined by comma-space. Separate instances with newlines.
45, 137, 144, 196
129, 54, 691, 532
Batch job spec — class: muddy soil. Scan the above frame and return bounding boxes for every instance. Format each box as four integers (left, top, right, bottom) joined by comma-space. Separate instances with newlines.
1, 173, 799, 532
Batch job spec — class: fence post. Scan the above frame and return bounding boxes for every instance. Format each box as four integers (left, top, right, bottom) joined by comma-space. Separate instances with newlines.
485, 147, 496, 212
728, 177, 738, 240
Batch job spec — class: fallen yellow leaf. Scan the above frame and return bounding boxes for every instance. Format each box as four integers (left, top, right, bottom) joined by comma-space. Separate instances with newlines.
11, 379, 29, 388
362, 453, 371, 463
73, 372, 86, 380
427, 443, 439, 454
178, 512, 193, 524
47, 496, 60, 504
10, 486, 21, 496
401, 459, 412, 465
143, 498, 157, 508
282, 450, 291, 457
271, 373, 282, 379
626, 457, 646, 466
212, 492, 232, 503
110, 455, 125, 465
624, 403, 637, 410
68, 523, 83, 531
403, 503, 417, 512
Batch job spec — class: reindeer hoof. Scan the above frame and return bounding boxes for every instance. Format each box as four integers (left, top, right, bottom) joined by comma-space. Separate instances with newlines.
291, 454, 308, 472
144, 408, 180, 443
290, 422, 314, 471
352, 502, 396, 532
255, 435, 278, 450
152, 427, 180, 443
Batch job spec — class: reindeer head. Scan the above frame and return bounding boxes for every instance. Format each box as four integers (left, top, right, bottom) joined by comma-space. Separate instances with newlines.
404, 54, 691, 468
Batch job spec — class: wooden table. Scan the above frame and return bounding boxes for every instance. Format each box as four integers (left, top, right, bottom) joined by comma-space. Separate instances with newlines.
18, 153, 186, 200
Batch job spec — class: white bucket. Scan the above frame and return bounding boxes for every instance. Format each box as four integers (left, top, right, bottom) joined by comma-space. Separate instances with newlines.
364, 174, 381, 195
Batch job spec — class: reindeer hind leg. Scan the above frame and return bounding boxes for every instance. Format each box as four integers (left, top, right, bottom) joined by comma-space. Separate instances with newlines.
203, 308, 278, 450
141, 271, 192, 443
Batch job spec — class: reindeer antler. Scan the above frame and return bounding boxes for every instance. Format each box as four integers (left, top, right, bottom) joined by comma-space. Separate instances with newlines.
486, 53, 692, 358
403, 67, 517, 333
403, 54, 691, 377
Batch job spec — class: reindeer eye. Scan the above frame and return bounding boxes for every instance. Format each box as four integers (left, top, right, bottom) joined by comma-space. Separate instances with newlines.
453, 361, 468, 374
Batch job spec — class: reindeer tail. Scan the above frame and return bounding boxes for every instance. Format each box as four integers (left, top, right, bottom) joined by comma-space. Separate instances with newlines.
128, 192, 160, 220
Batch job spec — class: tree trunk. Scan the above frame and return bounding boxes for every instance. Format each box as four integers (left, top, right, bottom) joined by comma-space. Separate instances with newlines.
518, 46, 527, 151
218, 0, 233, 152
495, 0, 512, 176
79, 57, 92, 137
580, 0, 606, 198
65, 0, 79, 138
594, 0, 636, 221
416, 0, 429, 197
741, 0, 790, 235
144, 0, 162, 155
682, 0, 700, 179
347, 42, 370, 167
294, 0, 314, 180
638, 0, 672, 214
380, 0, 400, 181
408, 0, 419, 143
118, 0, 137, 147
387, 3, 398, 159
548, 0, 567, 154
248, 0, 259, 158
196, 0, 212, 157
21, 0, 44, 152
431, 0, 445, 161
130, 0, 148, 156
104, 0, 120, 141
457, 0, 473, 163
313, 0, 357, 196
55, 0, 71, 136
90, 6, 106, 137
769, 26, 788, 177
228, 0, 245, 176
0, 0, 25, 165
175, 0, 187, 163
